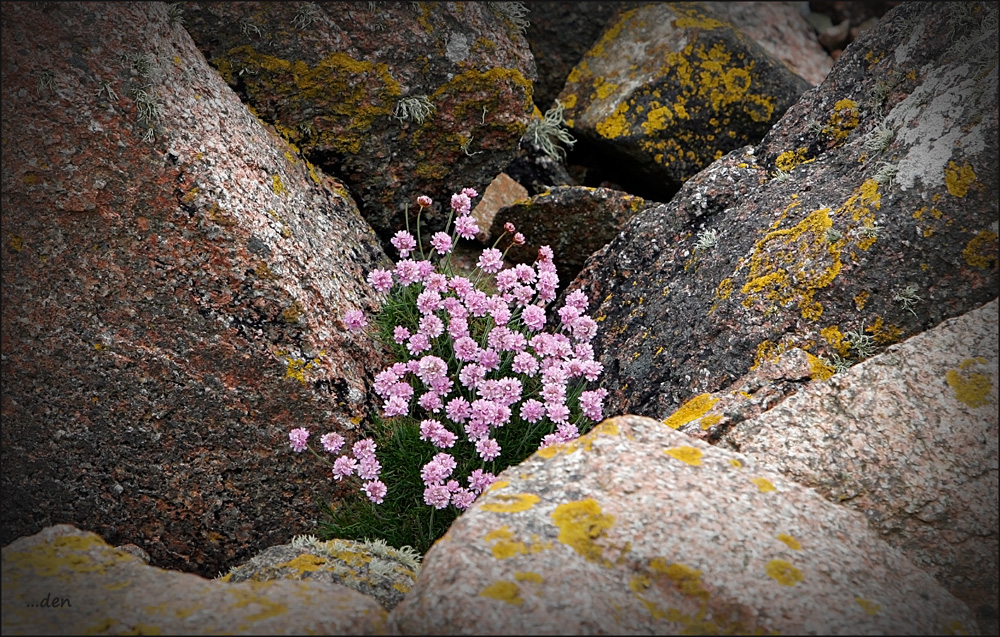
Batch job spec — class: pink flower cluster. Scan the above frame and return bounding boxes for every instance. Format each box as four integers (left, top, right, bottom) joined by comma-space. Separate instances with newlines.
420, 455, 496, 510
287, 428, 387, 504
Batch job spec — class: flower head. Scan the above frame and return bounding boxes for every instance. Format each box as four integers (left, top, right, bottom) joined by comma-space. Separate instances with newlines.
344, 310, 368, 331
477, 248, 504, 274
320, 432, 345, 454
364, 480, 387, 504
367, 268, 394, 293
430, 231, 453, 255
391, 231, 417, 257
289, 428, 310, 452
417, 195, 433, 207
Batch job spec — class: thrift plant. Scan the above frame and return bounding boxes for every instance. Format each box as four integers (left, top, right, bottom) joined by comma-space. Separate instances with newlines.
289, 189, 607, 554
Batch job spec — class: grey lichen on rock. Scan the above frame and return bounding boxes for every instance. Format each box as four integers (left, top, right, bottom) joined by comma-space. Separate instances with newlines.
220, 535, 421, 611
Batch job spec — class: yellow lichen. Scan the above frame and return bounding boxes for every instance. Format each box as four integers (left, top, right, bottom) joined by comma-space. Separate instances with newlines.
751, 477, 776, 493
946, 363, 993, 408
807, 352, 835, 381
662, 393, 717, 429
715, 277, 734, 300
855, 597, 881, 615
699, 414, 722, 430
481, 493, 540, 513
729, 458, 743, 469
479, 580, 523, 605
821, 325, 851, 357
775, 147, 811, 172
776, 534, 801, 550
962, 230, 998, 269
765, 559, 803, 586
664, 446, 703, 466
551, 499, 616, 565
650, 558, 711, 601
853, 290, 869, 310
596, 102, 631, 140
944, 160, 977, 197
514, 571, 544, 584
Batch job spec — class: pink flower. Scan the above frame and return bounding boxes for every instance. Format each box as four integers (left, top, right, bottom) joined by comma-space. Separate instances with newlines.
418, 391, 443, 412
418, 314, 444, 338
289, 427, 310, 452
468, 469, 496, 493
580, 359, 604, 381
512, 351, 539, 376
446, 396, 472, 422
579, 388, 608, 421
393, 325, 411, 344
571, 316, 598, 342
416, 260, 435, 279
451, 192, 472, 215
448, 316, 470, 339
448, 276, 473, 297
388, 382, 413, 401
458, 363, 485, 389
332, 455, 358, 480
421, 452, 457, 485
451, 488, 476, 510
478, 348, 500, 372
344, 309, 368, 331
496, 269, 518, 291
461, 187, 479, 199
538, 245, 554, 261
453, 335, 480, 362
565, 290, 589, 311
416, 290, 441, 314
513, 232, 525, 245
425, 272, 448, 293
395, 259, 421, 286
367, 268, 394, 293
353, 439, 376, 459
391, 231, 417, 257
417, 195, 433, 207
477, 248, 504, 274
416, 355, 448, 383
514, 264, 536, 283
430, 232, 453, 255
476, 437, 501, 461
364, 480, 387, 504
519, 399, 545, 423
432, 427, 457, 448
504, 221, 516, 234
407, 332, 431, 355
521, 304, 547, 331
558, 304, 582, 325
320, 432, 345, 454
383, 395, 409, 417
424, 484, 451, 509
547, 403, 570, 423
357, 455, 382, 480
454, 215, 480, 239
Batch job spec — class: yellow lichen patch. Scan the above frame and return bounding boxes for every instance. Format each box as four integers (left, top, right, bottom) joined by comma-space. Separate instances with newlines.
775, 147, 811, 172
750, 477, 776, 493
673, 15, 727, 29
776, 534, 801, 550
277, 554, 326, 573
821, 325, 851, 357
551, 499, 616, 565
484, 527, 528, 560
514, 571, 544, 584
650, 559, 710, 602
596, 101, 631, 139
715, 277, 734, 300
662, 393, 717, 429
729, 458, 743, 469
765, 559, 803, 586
962, 230, 998, 269
664, 446, 703, 466
699, 414, 722, 430
538, 421, 619, 458
946, 359, 994, 408
854, 290, 869, 310
740, 207, 842, 321
856, 596, 881, 615
487, 480, 510, 492
807, 352, 835, 381
944, 160, 977, 197
479, 580, 523, 605
825, 98, 859, 143
481, 493, 540, 513
630, 573, 652, 592
868, 316, 902, 345
282, 301, 304, 323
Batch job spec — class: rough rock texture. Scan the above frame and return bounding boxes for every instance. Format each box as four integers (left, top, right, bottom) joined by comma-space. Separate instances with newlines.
387, 415, 978, 635
470, 172, 529, 243
557, 2, 811, 200
564, 1, 999, 421
523, 2, 640, 111
701, 1, 834, 86
489, 186, 653, 287
1, 2, 393, 577
1, 525, 387, 635
723, 298, 999, 635
180, 1, 536, 242
221, 535, 421, 611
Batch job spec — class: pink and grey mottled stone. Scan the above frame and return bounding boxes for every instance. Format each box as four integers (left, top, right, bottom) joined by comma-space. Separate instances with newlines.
724, 298, 999, 635
1, 525, 387, 635
387, 415, 977, 635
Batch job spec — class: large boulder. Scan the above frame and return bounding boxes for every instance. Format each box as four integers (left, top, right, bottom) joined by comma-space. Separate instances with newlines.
180, 1, 537, 241
1, 525, 387, 635
723, 299, 999, 635
387, 415, 978, 634
564, 1, 999, 420
557, 2, 811, 199
1, 2, 392, 577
